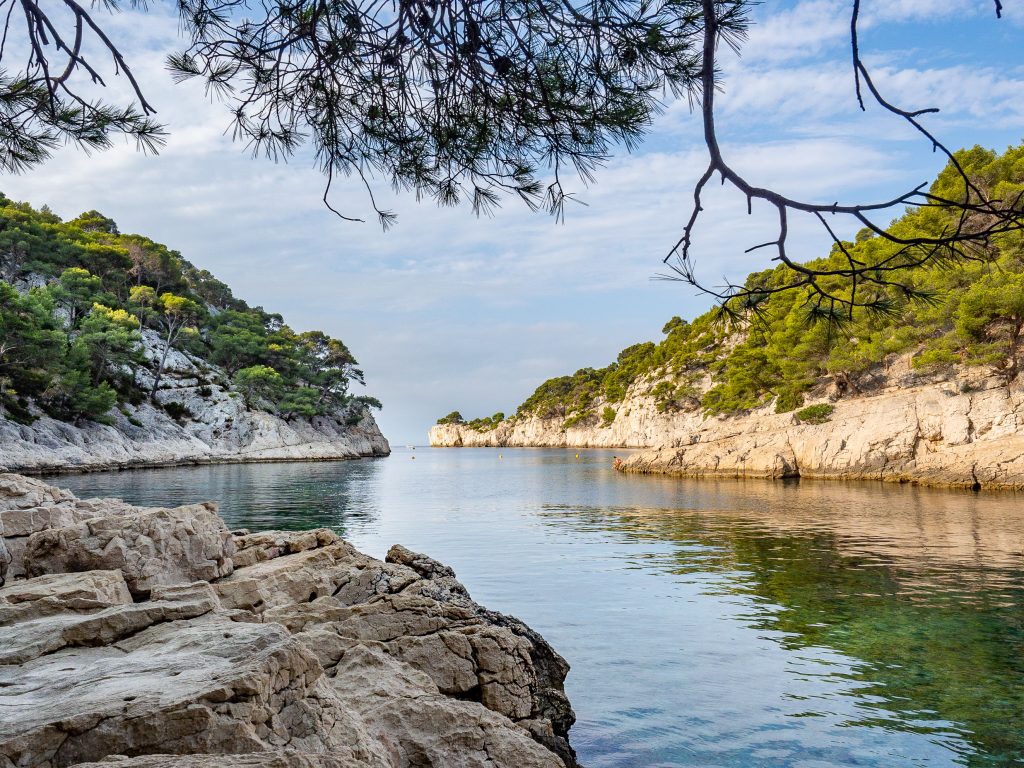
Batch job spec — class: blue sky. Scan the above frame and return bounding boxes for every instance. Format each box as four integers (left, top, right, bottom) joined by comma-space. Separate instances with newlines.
2, 0, 1022, 444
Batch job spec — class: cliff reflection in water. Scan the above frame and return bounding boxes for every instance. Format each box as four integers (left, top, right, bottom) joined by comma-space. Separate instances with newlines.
44, 461, 385, 535
540, 480, 1024, 767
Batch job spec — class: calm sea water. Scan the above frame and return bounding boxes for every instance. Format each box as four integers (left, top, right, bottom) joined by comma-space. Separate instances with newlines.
44, 448, 1024, 768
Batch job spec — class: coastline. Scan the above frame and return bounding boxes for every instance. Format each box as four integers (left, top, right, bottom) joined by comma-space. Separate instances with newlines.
0, 406, 391, 476
18, 453, 389, 477
429, 367, 1024, 491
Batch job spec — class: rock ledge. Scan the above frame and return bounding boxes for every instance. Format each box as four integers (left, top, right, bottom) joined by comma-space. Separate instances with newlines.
0, 473, 578, 768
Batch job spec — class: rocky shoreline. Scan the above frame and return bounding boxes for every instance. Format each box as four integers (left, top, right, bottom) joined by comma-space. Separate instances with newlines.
0, 324, 390, 475
0, 412, 391, 475
0, 397, 391, 476
430, 363, 1024, 491
0, 472, 578, 767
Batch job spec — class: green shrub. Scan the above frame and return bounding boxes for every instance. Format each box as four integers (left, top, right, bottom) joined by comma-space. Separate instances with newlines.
601, 406, 616, 426
774, 389, 805, 414
163, 401, 193, 422
1, 395, 36, 425
562, 410, 592, 430
795, 404, 834, 425
436, 410, 465, 425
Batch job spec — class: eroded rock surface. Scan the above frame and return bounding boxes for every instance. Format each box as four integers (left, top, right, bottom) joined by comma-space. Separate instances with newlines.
23, 503, 234, 598
0, 475, 578, 768
0, 474, 147, 579
0, 330, 389, 475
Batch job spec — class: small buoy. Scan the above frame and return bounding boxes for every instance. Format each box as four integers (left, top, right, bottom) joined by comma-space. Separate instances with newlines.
411, 456, 415, 460
499, 454, 503, 459
575, 453, 579, 459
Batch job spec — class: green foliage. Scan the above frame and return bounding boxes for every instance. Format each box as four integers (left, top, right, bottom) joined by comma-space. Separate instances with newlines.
652, 378, 701, 412
503, 144, 1024, 421
74, 304, 143, 386
0, 194, 380, 424
278, 387, 321, 419
234, 365, 284, 408
466, 412, 505, 432
795, 404, 834, 424
437, 411, 466, 425
165, 0, 734, 226
774, 389, 805, 414
45, 370, 117, 423
350, 395, 382, 410
209, 311, 270, 374
562, 410, 593, 430
601, 406, 616, 426
162, 401, 193, 423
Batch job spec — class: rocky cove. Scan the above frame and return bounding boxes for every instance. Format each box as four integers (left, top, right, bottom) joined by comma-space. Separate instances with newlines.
0, 330, 390, 475
429, 360, 1024, 490
0, 471, 579, 767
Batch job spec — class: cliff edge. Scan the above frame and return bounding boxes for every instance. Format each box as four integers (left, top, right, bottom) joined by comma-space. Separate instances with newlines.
1, 332, 389, 474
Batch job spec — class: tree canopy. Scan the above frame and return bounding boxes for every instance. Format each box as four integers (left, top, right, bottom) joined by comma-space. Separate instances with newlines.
0, 193, 379, 425
0, 0, 1019, 299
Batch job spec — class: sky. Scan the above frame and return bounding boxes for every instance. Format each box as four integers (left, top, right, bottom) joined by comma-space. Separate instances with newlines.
2, 0, 1023, 444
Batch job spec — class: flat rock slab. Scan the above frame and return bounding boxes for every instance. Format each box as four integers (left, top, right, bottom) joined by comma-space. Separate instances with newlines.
0, 614, 385, 768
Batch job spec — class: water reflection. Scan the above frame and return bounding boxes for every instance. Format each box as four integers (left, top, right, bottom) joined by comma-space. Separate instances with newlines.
539, 491, 1024, 767
43, 450, 1024, 767
44, 460, 386, 535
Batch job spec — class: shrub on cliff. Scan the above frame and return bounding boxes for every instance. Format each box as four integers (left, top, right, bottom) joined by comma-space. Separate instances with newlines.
437, 411, 466, 425
506, 144, 1024, 423
795, 404, 834, 425
0, 195, 381, 424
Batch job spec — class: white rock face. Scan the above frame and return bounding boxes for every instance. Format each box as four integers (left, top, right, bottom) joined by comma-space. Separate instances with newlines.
0, 331, 389, 473
0, 475, 579, 768
23, 503, 235, 598
429, 362, 1024, 489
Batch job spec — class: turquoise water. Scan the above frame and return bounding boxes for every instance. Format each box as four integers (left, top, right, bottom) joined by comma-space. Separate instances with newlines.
45, 448, 1024, 767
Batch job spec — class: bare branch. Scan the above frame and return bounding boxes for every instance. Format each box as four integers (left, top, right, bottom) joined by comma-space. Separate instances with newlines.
663, 0, 1024, 321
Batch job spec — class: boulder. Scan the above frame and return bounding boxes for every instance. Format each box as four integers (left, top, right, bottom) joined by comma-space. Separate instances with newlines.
23, 504, 235, 598
0, 474, 147, 579
231, 528, 340, 569
0, 615, 391, 768
329, 643, 566, 768
69, 754, 365, 768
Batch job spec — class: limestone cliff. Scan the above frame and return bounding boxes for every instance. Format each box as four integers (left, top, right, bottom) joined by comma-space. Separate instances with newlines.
1, 330, 389, 474
429, 360, 1024, 490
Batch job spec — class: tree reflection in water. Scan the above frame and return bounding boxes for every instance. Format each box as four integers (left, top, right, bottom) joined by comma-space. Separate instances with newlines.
540, 480, 1024, 767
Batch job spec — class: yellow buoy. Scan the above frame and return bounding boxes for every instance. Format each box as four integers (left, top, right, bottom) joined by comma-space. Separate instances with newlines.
499, 454, 503, 459
575, 453, 579, 459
